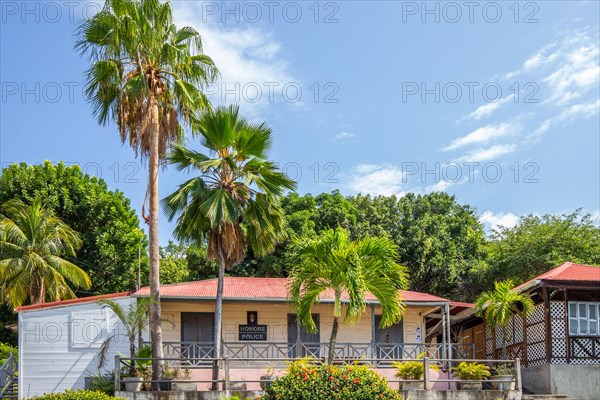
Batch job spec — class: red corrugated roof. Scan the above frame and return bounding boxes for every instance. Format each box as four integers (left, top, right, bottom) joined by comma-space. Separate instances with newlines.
133, 277, 450, 303
515, 262, 600, 291
15, 292, 131, 312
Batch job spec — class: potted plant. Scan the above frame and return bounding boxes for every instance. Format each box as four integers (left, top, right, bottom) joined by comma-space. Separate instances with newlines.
260, 366, 276, 390
121, 368, 143, 392
392, 353, 439, 390
159, 366, 175, 391
452, 362, 490, 390
172, 367, 197, 391
491, 364, 515, 390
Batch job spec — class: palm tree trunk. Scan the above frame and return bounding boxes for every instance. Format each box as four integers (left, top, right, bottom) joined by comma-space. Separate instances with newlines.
502, 326, 508, 359
130, 336, 137, 377
211, 239, 226, 390
328, 316, 339, 364
148, 94, 164, 389
30, 274, 44, 304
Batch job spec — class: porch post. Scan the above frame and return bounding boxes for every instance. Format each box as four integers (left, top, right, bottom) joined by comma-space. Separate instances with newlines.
441, 305, 447, 360
446, 304, 452, 361
370, 304, 376, 360
543, 287, 552, 363
296, 316, 301, 358
564, 289, 570, 363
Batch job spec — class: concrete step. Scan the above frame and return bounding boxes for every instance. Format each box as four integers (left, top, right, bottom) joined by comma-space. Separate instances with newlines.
523, 396, 577, 400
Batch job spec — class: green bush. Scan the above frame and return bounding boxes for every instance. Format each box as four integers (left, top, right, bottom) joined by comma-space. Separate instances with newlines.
0, 342, 17, 365
31, 389, 123, 400
452, 362, 491, 380
260, 359, 401, 400
86, 371, 115, 396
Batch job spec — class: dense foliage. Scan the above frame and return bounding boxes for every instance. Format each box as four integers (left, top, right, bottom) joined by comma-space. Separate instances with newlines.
0, 162, 147, 295
484, 210, 600, 287
0, 342, 17, 364
31, 390, 123, 400
261, 359, 401, 400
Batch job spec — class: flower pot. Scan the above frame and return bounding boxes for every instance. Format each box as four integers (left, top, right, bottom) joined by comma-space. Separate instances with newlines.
158, 378, 172, 391
172, 382, 197, 391
260, 375, 275, 390
399, 381, 423, 390
122, 377, 143, 392
458, 381, 482, 390
491, 375, 515, 390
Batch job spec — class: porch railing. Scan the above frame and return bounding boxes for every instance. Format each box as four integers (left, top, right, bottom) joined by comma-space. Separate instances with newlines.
159, 341, 474, 367
0, 352, 17, 398
114, 355, 520, 393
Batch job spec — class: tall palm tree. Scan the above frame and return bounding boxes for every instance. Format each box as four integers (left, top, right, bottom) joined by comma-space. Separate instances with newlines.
474, 280, 534, 359
288, 228, 409, 364
0, 198, 91, 307
163, 105, 296, 388
76, 0, 218, 382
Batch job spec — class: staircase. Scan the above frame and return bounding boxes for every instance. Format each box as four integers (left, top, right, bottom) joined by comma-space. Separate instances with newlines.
523, 395, 578, 400
0, 353, 17, 399
0, 377, 17, 399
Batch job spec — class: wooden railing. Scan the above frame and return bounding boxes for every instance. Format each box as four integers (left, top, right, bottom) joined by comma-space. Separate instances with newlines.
569, 336, 600, 359
158, 341, 474, 367
0, 353, 17, 398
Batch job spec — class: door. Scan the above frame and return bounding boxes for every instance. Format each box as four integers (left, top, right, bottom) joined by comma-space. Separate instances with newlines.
375, 315, 404, 359
288, 314, 320, 358
181, 312, 214, 360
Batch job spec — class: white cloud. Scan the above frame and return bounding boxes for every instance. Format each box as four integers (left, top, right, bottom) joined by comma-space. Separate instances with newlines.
457, 144, 517, 163
480, 211, 520, 231
530, 98, 600, 139
348, 164, 406, 196
171, 3, 296, 118
333, 131, 355, 141
444, 122, 517, 151
461, 95, 514, 121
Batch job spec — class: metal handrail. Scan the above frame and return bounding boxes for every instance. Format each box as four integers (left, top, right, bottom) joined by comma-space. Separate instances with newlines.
114, 355, 521, 393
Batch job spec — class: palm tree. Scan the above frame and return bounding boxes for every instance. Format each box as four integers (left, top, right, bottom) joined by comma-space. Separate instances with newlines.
0, 198, 91, 307
97, 298, 150, 377
163, 105, 296, 388
474, 280, 534, 359
288, 228, 409, 364
76, 0, 219, 382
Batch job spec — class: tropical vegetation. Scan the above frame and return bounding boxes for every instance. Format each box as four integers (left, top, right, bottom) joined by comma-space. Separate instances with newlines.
288, 228, 408, 363
76, 0, 219, 383
0, 198, 91, 307
260, 359, 401, 400
474, 280, 535, 359
163, 105, 296, 386
31, 390, 124, 400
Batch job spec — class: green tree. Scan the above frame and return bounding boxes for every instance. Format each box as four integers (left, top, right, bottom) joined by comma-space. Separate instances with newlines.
0, 199, 91, 307
474, 280, 534, 359
0, 161, 147, 295
393, 192, 487, 300
485, 210, 600, 287
77, 0, 218, 381
288, 228, 408, 363
163, 105, 295, 387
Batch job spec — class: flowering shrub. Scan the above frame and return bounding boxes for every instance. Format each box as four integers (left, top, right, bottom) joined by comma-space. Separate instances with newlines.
31, 390, 123, 400
260, 359, 401, 400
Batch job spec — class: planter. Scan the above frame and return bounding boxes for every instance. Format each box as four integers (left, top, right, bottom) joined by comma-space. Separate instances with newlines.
491, 375, 515, 390
171, 382, 197, 391
158, 378, 172, 391
122, 377, 143, 392
260, 375, 275, 390
458, 381, 482, 390
399, 381, 423, 390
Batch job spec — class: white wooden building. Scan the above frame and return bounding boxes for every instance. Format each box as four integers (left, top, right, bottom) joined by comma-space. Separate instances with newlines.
16, 292, 137, 398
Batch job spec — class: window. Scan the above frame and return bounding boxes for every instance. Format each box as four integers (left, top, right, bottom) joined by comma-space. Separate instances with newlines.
568, 302, 599, 336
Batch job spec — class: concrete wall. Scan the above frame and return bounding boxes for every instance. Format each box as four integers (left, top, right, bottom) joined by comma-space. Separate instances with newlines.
522, 364, 600, 400
161, 300, 429, 344
400, 390, 521, 400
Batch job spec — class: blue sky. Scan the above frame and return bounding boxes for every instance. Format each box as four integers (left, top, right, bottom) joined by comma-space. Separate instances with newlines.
1, 1, 599, 244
